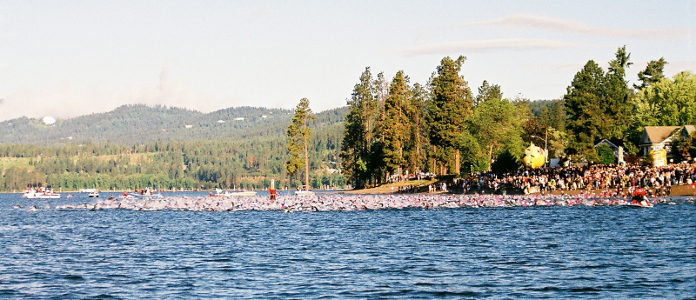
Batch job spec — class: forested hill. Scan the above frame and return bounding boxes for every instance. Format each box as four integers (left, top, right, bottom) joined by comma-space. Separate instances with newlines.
0, 104, 347, 145
0, 104, 348, 192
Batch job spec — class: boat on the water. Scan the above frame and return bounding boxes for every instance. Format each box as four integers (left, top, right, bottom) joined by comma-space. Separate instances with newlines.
88, 190, 100, 197
121, 192, 164, 199
295, 185, 315, 196
225, 191, 257, 197
22, 187, 61, 199
627, 201, 653, 208
295, 190, 315, 196
122, 187, 163, 199
628, 188, 653, 208
210, 188, 257, 197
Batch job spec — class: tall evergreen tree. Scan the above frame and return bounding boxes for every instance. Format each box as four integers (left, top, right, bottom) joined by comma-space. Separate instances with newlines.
603, 46, 633, 141
427, 56, 473, 175
371, 71, 389, 183
564, 60, 605, 156
405, 83, 430, 174
340, 68, 379, 188
634, 57, 667, 90
286, 98, 315, 190
382, 70, 411, 177
475, 80, 503, 107
564, 47, 643, 156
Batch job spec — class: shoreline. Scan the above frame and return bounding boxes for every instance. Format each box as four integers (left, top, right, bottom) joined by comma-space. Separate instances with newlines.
343, 182, 696, 197
6, 183, 695, 197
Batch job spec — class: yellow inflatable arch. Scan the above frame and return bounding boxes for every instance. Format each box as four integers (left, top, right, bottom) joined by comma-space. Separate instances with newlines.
523, 142, 547, 169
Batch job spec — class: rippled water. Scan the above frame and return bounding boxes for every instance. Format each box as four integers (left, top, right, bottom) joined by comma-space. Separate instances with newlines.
1, 193, 694, 299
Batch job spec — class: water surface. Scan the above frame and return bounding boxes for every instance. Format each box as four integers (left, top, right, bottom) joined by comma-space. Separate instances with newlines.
1, 193, 694, 299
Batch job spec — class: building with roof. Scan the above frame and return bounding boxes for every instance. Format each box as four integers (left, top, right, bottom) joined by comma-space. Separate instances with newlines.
639, 125, 695, 157
594, 139, 624, 163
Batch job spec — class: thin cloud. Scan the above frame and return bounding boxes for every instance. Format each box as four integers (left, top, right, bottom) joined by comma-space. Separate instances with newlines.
397, 38, 588, 56
461, 13, 692, 40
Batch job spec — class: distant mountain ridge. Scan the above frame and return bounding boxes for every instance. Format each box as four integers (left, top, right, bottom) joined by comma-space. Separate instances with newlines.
0, 104, 348, 145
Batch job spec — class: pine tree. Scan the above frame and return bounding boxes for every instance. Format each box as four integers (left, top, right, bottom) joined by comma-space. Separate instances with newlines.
564, 60, 605, 156
340, 68, 379, 188
427, 56, 473, 175
382, 70, 411, 177
475, 80, 502, 107
603, 45, 633, 141
405, 83, 430, 175
286, 98, 315, 190
635, 57, 667, 90
370, 72, 389, 183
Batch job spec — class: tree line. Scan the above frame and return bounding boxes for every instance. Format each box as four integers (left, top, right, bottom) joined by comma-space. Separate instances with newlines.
2, 46, 694, 192
0, 124, 345, 192
340, 46, 696, 188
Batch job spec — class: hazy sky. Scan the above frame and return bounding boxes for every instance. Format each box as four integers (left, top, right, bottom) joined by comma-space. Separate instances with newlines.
0, 0, 694, 121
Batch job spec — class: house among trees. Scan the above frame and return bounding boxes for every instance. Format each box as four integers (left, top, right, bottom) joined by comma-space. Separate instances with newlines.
639, 125, 695, 157
594, 139, 623, 162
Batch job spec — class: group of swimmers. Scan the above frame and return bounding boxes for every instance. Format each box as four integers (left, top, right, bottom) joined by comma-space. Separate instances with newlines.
28, 192, 691, 212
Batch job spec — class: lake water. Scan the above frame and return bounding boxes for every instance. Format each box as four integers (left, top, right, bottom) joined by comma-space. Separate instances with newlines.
1, 192, 694, 299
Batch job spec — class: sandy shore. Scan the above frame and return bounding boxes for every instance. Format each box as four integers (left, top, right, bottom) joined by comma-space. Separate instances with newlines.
344, 182, 696, 197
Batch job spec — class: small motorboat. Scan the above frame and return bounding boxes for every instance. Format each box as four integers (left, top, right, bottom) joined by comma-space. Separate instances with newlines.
88, 190, 99, 197
122, 192, 164, 199
627, 188, 653, 208
123, 187, 164, 199
22, 187, 61, 199
210, 188, 257, 197
224, 191, 257, 197
295, 185, 315, 196
210, 188, 256, 197
627, 201, 653, 208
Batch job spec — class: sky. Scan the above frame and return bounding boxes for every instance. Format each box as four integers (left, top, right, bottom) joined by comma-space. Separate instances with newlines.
0, 0, 694, 121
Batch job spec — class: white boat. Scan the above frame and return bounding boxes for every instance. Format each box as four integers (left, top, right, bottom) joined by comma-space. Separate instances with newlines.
22, 188, 61, 199
295, 190, 315, 196
295, 186, 315, 196
627, 199, 653, 208
211, 188, 256, 197
628, 194, 653, 208
122, 187, 163, 199
224, 191, 257, 197
127, 192, 163, 199
88, 190, 100, 197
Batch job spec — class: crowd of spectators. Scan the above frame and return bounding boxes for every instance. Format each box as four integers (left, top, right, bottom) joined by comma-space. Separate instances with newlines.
387, 172, 436, 183
460, 161, 696, 196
